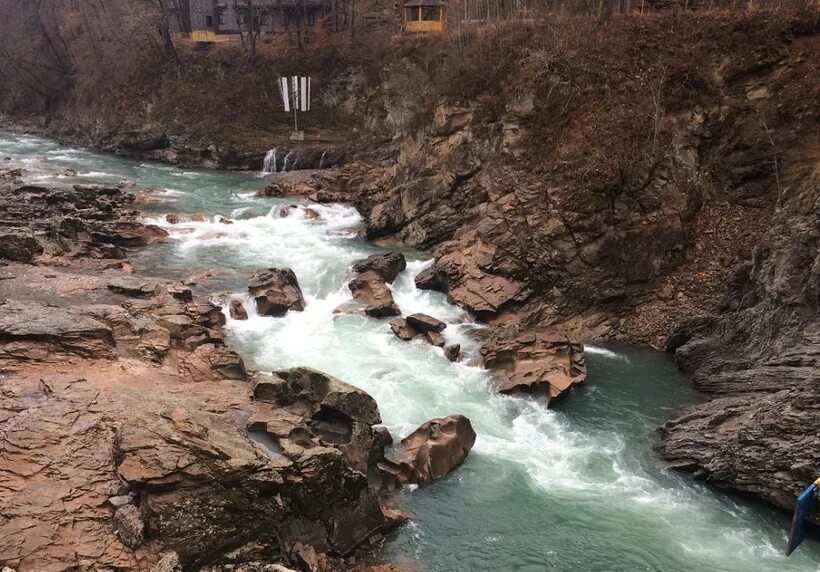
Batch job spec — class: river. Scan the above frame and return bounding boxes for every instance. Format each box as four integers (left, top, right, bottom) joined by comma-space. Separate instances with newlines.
2, 131, 818, 571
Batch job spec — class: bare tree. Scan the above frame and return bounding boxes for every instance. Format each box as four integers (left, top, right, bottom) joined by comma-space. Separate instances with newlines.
139, 0, 180, 61
233, 0, 263, 59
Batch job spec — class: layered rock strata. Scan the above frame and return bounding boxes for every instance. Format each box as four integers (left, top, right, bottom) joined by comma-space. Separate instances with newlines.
657, 205, 820, 511
480, 328, 588, 405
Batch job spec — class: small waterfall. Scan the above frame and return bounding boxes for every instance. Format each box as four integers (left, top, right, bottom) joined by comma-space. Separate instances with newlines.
282, 151, 293, 172
262, 149, 277, 173
319, 150, 328, 169
291, 157, 298, 171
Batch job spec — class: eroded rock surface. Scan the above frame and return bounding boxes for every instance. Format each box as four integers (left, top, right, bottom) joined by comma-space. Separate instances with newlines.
0, 178, 407, 572
248, 367, 383, 475
348, 253, 406, 318
248, 268, 306, 316
378, 416, 476, 485
0, 181, 167, 264
481, 328, 587, 404
657, 206, 820, 510
246, 367, 402, 555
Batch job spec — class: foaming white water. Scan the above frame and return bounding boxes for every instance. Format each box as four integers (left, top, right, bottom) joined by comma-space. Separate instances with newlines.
78, 170, 114, 178
584, 344, 630, 362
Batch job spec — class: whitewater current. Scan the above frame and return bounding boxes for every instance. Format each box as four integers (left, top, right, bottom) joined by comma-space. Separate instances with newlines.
1, 132, 818, 571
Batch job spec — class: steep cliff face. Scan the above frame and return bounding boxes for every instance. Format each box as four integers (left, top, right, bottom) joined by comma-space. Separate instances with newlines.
658, 202, 819, 510
303, 13, 818, 350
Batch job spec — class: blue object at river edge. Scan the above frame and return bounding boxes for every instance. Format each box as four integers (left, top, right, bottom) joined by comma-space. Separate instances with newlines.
786, 480, 819, 556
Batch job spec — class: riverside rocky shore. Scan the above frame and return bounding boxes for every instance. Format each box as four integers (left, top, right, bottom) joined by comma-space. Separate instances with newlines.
0, 165, 590, 570
0, 169, 465, 571
262, 149, 819, 519
249, 16, 820, 515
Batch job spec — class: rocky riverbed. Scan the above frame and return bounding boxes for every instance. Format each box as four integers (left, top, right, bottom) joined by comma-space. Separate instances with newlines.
0, 159, 591, 570
0, 170, 429, 571
2, 132, 819, 572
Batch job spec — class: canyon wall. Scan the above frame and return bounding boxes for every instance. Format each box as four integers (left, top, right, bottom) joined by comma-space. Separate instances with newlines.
2, 10, 819, 516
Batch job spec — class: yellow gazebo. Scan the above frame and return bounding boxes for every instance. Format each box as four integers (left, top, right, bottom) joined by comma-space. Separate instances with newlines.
403, 0, 446, 33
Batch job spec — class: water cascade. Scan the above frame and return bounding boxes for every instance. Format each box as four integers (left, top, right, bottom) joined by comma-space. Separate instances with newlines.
262, 148, 277, 173
282, 151, 293, 172
319, 150, 328, 169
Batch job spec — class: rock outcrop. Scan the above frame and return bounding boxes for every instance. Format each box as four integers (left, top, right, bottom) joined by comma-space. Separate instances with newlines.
348, 253, 406, 318
0, 231, 43, 263
248, 367, 384, 474
0, 178, 405, 572
0, 181, 167, 264
480, 328, 587, 405
248, 268, 306, 316
378, 416, 476, 486
657, 204, 820, 511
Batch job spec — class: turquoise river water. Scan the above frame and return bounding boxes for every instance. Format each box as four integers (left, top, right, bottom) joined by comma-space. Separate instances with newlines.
1, 131, 818, 571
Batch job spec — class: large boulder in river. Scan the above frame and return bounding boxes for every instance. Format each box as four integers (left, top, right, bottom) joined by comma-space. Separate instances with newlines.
348, 275, 400, 317
348, 253, 406, 318
378, 415, 476, 485
248, 268, 306, 316
480, 328, 587, 405
406, 313, 446, 333
352, 252, 407, 283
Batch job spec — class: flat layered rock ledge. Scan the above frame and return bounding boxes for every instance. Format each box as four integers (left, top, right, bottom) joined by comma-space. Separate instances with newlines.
480, 327, 588, 406
0, 174, 424, 572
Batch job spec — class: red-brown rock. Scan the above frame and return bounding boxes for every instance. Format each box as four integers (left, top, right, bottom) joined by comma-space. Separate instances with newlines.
444, 344, 461, 362
352, 252, 407, 283
248, 268, 306, 316
248, 368, 382, 474
378, 415, 476, 485
425, 330, 445, 347
389, 318, 418, 341
229, 299, 248, 320
480, 328, 587, 405
349, 273, 400, 318
406, 313, 447, 333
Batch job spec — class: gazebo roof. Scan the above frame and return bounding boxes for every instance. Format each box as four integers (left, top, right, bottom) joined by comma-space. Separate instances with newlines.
403, 0, 445, 7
